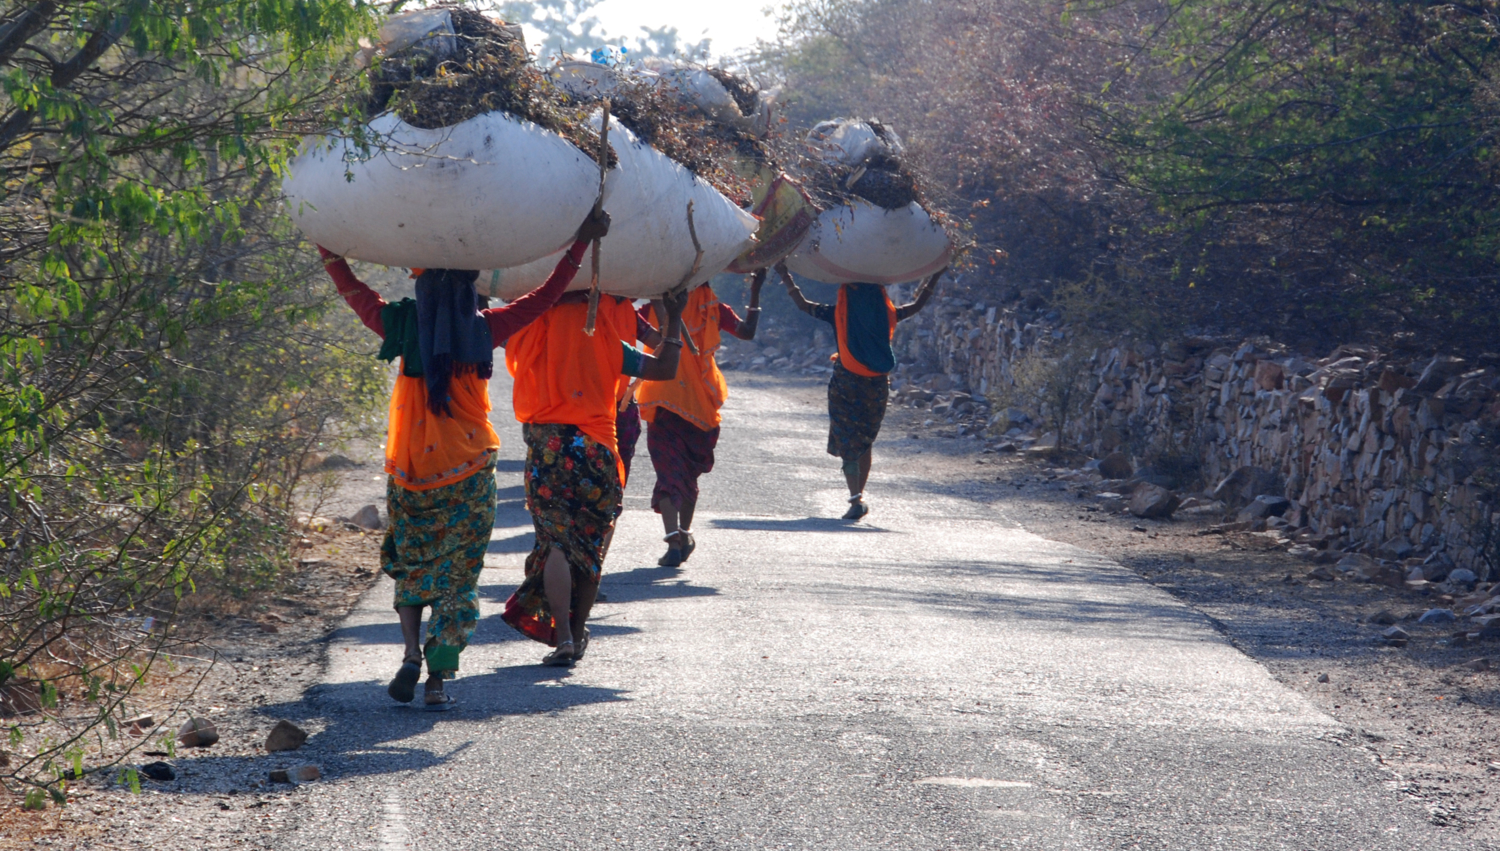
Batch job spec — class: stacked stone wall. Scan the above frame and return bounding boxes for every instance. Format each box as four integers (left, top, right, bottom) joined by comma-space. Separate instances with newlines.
898, 296, 1500, 574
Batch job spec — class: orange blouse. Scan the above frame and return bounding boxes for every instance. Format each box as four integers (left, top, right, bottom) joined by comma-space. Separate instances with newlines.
637, 284, 730, 431
505, 300, 630, 481
385, 369, 499, 491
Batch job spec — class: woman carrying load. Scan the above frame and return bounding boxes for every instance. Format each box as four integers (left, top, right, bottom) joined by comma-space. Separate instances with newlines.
317, 209, 610, 709
776, 261, 943, 520
635, 272, 764, 566
501, 287, 688, 667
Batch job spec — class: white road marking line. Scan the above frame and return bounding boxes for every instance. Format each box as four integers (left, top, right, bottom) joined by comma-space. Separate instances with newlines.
380, 787, 411, 851
915, 777, 1035, 788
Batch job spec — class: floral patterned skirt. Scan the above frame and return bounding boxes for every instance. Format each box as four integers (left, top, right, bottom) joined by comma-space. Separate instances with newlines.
502, 423, 622, 645
381, 463, 496, 677
827, 363, 890, 462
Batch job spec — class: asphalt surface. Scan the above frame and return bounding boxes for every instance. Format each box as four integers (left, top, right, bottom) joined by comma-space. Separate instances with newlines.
272, 371, 1482, 850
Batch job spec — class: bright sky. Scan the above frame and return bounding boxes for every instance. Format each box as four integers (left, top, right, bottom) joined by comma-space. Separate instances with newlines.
589, 0, 782, 58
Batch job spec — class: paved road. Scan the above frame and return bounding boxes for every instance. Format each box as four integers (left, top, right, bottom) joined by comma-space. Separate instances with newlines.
276, 372, 1480, 850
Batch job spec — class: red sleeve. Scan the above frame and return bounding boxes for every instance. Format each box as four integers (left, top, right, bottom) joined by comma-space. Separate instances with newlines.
319, 247, 386, 338
636, 305, 657, 340
718, 302, 743, 334
483, 240, 589, 345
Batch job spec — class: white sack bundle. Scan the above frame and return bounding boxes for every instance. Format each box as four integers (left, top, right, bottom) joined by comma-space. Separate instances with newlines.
284, 110, 610, 270
482, 116, 758, 301
784, 200, 951, 285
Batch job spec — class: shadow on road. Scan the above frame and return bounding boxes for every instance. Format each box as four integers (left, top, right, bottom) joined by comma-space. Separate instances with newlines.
798, 557, 1227, 644
597, 565, 720, 603
138, 666, 628, 793
709, 517, 896, 534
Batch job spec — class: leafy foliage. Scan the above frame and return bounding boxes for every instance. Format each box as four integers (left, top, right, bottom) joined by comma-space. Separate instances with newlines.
0, 0, 381, 801
1083, 0, 1500, 354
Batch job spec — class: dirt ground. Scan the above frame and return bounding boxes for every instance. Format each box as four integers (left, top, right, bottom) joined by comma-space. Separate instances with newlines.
0, 511, 386, 849
877, 398, 1500, 847
6, 382, 1499, 848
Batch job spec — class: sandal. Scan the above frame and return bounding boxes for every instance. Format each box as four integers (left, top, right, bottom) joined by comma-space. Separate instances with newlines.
679, 532, 697, 563
386, 657, 421, 704
542, 641, 575, 667
842, 496, 870, 521
573, 627, 590, 661
657, 530, 688, 567
423, 683, 456, 712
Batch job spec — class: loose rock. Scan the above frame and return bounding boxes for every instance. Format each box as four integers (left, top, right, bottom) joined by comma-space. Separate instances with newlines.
1367, 610, 1398, 625
349, 504, 384, 531
1128, 483, 1180, 519
1237, 494, 1291, 522
265, 720, 309, 753
1418, 608, 1458, 625
1380, 626, 1410, 647
177, 717, 219, 748
1097, 452, 1133, 479
270, 764, 321, 784
139, 761, 176, 782
1448, 568, 1479, 589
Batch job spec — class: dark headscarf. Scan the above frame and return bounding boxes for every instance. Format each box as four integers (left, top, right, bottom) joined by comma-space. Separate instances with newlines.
414, 269, 493, 416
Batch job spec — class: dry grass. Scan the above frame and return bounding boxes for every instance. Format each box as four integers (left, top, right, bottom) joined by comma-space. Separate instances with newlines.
366, 6, 614, 165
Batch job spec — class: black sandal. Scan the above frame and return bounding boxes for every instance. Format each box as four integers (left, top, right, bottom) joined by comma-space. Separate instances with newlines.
657, 531, 688, 567
842, 497, 870, 521
573, 627, 590, 661
541, 641, 575, 667
387, 656, 421, 703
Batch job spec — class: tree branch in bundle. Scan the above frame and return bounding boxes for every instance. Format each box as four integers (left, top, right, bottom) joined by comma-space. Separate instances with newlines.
672, 199, 704, 355
584, 100, 611, 336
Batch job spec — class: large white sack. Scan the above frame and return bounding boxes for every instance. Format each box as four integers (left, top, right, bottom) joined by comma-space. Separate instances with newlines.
806, 118, 904, 166
284, 111, 609, 270
482, 117, 759, 301
784, 201, 951, 285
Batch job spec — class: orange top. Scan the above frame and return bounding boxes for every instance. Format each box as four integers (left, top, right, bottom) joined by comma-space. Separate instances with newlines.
637, 284, 729, 431
835, 285, 897, 377
386, 367, 499, 490
506, 300, 629, 481
611, 297, 640, 410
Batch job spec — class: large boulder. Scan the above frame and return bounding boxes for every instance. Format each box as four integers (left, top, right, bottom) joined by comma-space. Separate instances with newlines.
1097, 452, 1133, 480
1211, 466, 1277, 507
1128, 483, 1180, 519
1237, 494, 1291, 523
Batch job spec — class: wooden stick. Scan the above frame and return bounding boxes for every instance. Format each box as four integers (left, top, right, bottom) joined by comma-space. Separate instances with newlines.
584, 99, 612, 336
672, 200, 705, 355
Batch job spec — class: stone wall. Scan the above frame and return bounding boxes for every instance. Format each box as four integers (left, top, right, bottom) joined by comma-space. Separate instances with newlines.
896, 296, 1500, 574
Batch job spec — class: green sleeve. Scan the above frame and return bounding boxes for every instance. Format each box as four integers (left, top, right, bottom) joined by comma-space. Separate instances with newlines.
621, 341, 648, 377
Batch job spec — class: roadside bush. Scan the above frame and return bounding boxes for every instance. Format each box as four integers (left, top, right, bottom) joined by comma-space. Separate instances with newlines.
0, 0, 378, 803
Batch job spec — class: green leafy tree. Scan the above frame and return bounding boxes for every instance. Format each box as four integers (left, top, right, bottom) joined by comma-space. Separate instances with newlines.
1084, 0, 1500, 352
0, 0, 381, 803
